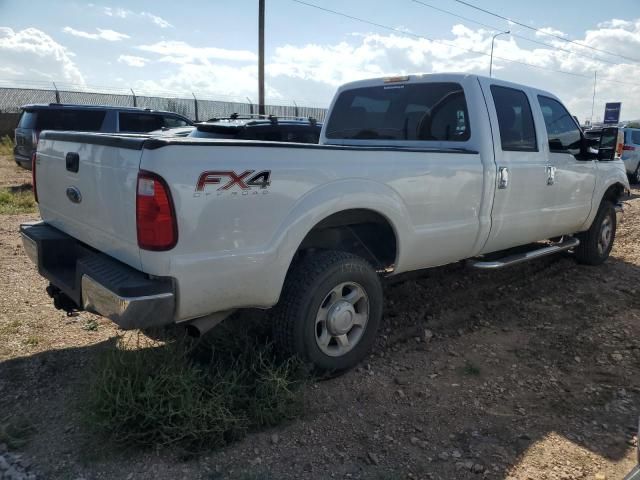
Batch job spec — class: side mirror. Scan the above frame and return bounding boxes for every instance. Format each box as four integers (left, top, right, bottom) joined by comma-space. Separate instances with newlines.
597, 127, 621, 161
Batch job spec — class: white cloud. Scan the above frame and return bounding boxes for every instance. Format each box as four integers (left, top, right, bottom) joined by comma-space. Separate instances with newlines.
100, 7, 172, 28
118, 55, 149, 67
141, 12, 173, 29
103, 7, 130, 18
63, 26, 130, 41
535, 26, 568, 38
0, 27, 84, 84
138, 40, 257, 62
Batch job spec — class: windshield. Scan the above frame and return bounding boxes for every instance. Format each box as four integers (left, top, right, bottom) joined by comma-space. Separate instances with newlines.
325, 82, 470, 142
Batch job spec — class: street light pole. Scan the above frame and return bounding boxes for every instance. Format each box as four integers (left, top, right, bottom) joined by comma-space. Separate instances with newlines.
489, 30, 510, 77
258, 0, 265, 116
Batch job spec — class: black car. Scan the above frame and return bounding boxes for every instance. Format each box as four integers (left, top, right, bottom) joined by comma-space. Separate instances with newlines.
13, 104, 193, 169
189, 115, 322, 143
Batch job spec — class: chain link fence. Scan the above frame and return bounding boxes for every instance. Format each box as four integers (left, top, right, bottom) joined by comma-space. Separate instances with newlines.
0, 86, 328, 121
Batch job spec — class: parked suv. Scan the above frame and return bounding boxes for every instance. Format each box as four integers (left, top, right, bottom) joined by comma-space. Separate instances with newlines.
621, 126, 640, 183
13, 104, 193, 169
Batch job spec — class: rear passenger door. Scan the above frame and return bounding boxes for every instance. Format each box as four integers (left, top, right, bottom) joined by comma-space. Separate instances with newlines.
479, 82, 558, 253
536, 95, 596, 232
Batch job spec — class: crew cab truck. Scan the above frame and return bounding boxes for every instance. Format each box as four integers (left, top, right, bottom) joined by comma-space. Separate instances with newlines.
21, 73, 629, 372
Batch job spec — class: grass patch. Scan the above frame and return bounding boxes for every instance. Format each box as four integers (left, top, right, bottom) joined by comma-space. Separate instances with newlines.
0, 135, 14, 156
23, 335, 40, 347
82, 319, 99, 331
83, 318, 308, 453
0, 186, 36, 214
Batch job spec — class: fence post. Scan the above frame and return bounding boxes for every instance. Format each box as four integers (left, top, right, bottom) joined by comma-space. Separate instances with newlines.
52, 82, 60, 103
246, 97, 254, 115
192, 92, 199, 122
130, 89, 137, 107
293, 100, 299, 118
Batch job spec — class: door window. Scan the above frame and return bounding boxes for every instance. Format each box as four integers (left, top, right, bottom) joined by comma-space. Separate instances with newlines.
35, 109, 106, 131
162, 115, 190, 128
631, 130, 640, 145
118, 112, 164, 132
490, 86, 537, 152
537, 95, 582, 154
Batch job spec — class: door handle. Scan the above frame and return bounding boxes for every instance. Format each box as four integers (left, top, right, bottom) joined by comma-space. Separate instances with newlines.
498, 166, 509, 189
546, 165, 556, 185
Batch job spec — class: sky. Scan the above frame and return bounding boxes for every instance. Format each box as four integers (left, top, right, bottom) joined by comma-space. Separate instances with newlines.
1, 0, 640, 122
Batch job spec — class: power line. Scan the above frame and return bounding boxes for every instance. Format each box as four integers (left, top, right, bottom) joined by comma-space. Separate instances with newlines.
291, 0, 640, 89
411, 0, 621, 67
451, 0, 640, 64
291, 0, 597, 80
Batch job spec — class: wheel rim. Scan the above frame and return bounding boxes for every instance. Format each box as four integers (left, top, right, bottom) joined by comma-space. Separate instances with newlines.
597, 213, 613, 256
315, 282, 369, 357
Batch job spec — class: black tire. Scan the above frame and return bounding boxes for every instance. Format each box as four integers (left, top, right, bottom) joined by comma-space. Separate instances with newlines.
272, 250, 383, 373
629, 165, 640, 185
574, 200, 616, 265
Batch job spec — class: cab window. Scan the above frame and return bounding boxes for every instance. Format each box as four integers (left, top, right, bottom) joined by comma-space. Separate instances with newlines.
325, 82, 470, 142
490, 85, 537, 152
537, 95, 581, 154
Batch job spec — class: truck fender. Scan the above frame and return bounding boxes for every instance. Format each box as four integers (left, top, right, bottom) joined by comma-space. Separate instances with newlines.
265, 179, 412, 301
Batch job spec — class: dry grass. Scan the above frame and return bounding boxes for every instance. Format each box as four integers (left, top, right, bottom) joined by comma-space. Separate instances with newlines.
0, 135, 14, 157
0, 186, 36, 214
83, 320, 308, 453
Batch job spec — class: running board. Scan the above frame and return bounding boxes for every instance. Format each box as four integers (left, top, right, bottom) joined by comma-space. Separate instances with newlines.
467, 237, 580, 270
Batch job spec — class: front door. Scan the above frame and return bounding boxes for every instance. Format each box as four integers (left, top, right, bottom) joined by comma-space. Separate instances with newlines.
535, 95, 596, 233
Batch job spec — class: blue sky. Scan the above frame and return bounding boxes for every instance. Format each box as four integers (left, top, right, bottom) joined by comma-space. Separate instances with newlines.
1, 0, 640, 121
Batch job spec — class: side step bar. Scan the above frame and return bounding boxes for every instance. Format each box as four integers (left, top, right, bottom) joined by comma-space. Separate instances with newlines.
467, 237, 580, 270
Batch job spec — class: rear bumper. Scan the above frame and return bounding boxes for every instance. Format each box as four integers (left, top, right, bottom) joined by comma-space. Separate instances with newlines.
13, 148, 32, 170
20, 222, 175, 329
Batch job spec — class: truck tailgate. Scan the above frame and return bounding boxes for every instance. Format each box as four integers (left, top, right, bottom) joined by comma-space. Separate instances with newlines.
35, 132, 146, 270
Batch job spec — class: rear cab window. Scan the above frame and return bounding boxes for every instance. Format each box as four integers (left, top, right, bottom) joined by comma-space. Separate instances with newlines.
325, 82, 470, 142
630, 129, 640, 145
490, 85, 537, 151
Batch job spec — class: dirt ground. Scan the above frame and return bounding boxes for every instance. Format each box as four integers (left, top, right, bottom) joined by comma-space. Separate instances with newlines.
0, 155, 639, 480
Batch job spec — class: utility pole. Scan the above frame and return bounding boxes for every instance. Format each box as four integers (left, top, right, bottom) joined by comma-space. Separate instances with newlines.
258, 0, 265, 116
489, 30, 510, 77
590, 71, 597, 125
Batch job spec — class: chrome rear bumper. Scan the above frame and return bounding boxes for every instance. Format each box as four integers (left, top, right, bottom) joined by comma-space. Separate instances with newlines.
20, 222, 175, 330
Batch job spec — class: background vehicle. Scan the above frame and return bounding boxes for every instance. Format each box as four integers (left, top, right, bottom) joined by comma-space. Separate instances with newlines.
621, 127, 640, 183
13, 104, 193, 169
22, 73, 629, 373
189, 115, 322, 143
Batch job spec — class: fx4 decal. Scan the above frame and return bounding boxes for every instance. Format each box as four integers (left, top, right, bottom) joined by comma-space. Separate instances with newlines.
195, 170, 271, 194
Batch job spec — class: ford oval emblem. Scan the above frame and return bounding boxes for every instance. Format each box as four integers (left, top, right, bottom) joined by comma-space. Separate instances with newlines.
66, 186, 82, 204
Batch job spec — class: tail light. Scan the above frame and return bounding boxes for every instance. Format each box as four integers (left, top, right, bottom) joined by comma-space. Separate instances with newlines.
623, 145, 636, 151
31, 152, 38, 203
136, 171, 178, 251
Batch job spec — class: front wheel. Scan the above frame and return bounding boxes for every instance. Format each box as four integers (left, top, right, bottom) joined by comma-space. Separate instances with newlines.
574, 201, 616, 265
272, 250, 383, 373
629, 165, 640, 185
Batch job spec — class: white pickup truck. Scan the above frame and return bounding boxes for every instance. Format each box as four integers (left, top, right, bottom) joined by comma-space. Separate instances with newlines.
22, 73, 629, 372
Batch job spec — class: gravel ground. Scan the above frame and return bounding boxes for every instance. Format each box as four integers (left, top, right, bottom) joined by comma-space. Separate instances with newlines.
0, 156, 639, 479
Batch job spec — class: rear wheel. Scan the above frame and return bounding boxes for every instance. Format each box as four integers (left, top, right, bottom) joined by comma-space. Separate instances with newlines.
272, 250, 383, 373
574, 201, 616, 265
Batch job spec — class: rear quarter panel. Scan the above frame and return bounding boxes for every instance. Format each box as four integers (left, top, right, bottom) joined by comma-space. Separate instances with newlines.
139, 141, 487, 321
